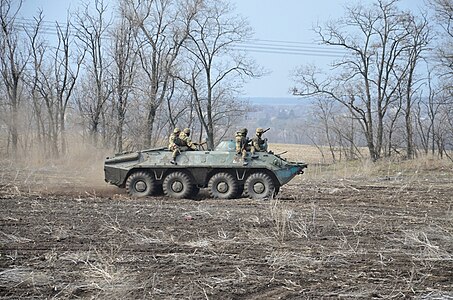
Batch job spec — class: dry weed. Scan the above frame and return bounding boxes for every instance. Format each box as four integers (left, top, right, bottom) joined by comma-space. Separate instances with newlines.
268, 196, 290, 243
403, 230, 452, 261
0, 267, 50, 288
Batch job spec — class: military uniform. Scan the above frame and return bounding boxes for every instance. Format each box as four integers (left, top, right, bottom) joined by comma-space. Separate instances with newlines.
179, 128, 197, 151
168, 128, 183, 164
251, 127, 268, 155
235, 128, 251, 165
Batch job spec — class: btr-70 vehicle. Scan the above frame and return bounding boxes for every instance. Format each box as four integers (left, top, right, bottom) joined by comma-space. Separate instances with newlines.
104, 140, 307, 199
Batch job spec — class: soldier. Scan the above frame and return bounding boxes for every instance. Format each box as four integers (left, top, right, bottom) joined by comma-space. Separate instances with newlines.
235, 128, 251, 166
251, 127, 268, 156
168, 127, 182, 165
179, 128, 198, 151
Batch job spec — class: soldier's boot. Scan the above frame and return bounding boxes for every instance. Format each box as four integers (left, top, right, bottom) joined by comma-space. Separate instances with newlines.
251, 148, 258, 159
170, 157, 177, 165
242, 154, 248, 166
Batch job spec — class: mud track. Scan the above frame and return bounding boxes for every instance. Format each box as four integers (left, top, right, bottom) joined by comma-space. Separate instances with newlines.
1, 168, 453, 299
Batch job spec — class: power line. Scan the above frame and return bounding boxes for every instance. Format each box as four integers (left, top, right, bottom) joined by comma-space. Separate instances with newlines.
230, 46, 345, 58
15, 17, 342, 55
12, 17, 437, 60
232, 40, 347, 57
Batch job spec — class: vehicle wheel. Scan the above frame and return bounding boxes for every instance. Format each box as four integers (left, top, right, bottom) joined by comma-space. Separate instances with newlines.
244, 172, 275, 200
126, 171, 155, 197
208, 172, 238, 199
274, 186, 280, 196
163, 171, 194, 199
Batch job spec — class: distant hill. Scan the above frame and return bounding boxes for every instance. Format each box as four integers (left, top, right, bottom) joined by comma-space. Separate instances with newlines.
237, 96, 316, 144
242, 96, 310, 106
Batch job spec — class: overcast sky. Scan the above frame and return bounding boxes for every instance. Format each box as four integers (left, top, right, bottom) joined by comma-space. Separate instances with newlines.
20, 0, 427, 99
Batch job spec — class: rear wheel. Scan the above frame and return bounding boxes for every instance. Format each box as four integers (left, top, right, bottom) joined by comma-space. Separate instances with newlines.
126, 171, 155, 197
163, 171, 194, 199
208, 172, 238, 199
244, 172, 275, 200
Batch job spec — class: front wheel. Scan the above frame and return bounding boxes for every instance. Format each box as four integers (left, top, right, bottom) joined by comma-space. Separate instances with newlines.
244, 172, 275, 200
208, 172, 238, 199
163, 171, 194, 199
125, 171, 155, 197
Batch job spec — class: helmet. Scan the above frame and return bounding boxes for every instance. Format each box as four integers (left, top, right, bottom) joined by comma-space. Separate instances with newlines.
183, 128, 190, 135
240, 128, 248, 134
256, 128, 264, 134
173, 127, 180, 134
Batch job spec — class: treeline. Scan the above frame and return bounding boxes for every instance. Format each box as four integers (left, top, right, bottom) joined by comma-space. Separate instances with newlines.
0, 0, 258, 159
292, 0, 453, 162
1, 0, 452, 163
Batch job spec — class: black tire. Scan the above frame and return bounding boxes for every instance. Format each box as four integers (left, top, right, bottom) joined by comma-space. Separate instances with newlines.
163, 171, 194, 199
208, 172, 239, 199
125, 171, 155, 197
244, 172, 275, 200
274, 186, 280, 196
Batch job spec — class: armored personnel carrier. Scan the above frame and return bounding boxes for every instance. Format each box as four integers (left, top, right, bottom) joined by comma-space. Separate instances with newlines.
104, 140, 307, 199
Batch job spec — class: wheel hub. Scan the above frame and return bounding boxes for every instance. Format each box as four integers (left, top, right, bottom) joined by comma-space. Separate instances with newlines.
135, 181, 147, 192
253, 182, 265, 194
217, 182, 229, 193
171, 181, 183, 193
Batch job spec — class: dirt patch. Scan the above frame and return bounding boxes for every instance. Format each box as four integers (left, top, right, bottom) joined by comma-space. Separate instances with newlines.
1, 164, 453, 299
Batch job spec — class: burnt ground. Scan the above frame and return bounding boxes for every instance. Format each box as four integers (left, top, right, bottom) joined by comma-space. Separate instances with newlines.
1, 164, 453, 299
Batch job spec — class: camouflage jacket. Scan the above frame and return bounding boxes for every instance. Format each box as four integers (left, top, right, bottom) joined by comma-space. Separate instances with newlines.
168, 133, 183, 150
235, 132, 249, 153
179, 132, 197, 150
251, 135, 267, 151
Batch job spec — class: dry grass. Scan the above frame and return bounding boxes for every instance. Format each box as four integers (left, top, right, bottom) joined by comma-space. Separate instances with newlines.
270, 142, 453, 178
269, 143, 332, 164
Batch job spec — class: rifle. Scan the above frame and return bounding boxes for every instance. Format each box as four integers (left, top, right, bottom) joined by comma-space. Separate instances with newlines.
194, 141, 207, 146
194, 139, 208, 150
263, 127, 271, 134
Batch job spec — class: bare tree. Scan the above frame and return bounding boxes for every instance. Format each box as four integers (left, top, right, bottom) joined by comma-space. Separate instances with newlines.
415, 68, 437, 155
400, 13, 431, 159
293, 0, 427, 161
123, 0, 199, 148
428, 0, 453, 78
27, 13, 83, 157
26, 11, 47, 154
110, 10, 138, 153
0, 0, 28, 157
75, 0, 112, 146
177, 0, 257, 149
311, 97, 338, 162
54, 19, 84, 155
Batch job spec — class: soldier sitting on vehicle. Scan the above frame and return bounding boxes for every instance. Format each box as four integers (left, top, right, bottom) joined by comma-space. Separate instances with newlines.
251, 127, 269, 156
235, 128, 253, 166
179, 128, 198, 149
169, 127, 183, 165
169, 127, 198, 165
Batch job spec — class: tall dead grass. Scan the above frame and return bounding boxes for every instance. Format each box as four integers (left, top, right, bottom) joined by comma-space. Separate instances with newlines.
270, 142, 453, 181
